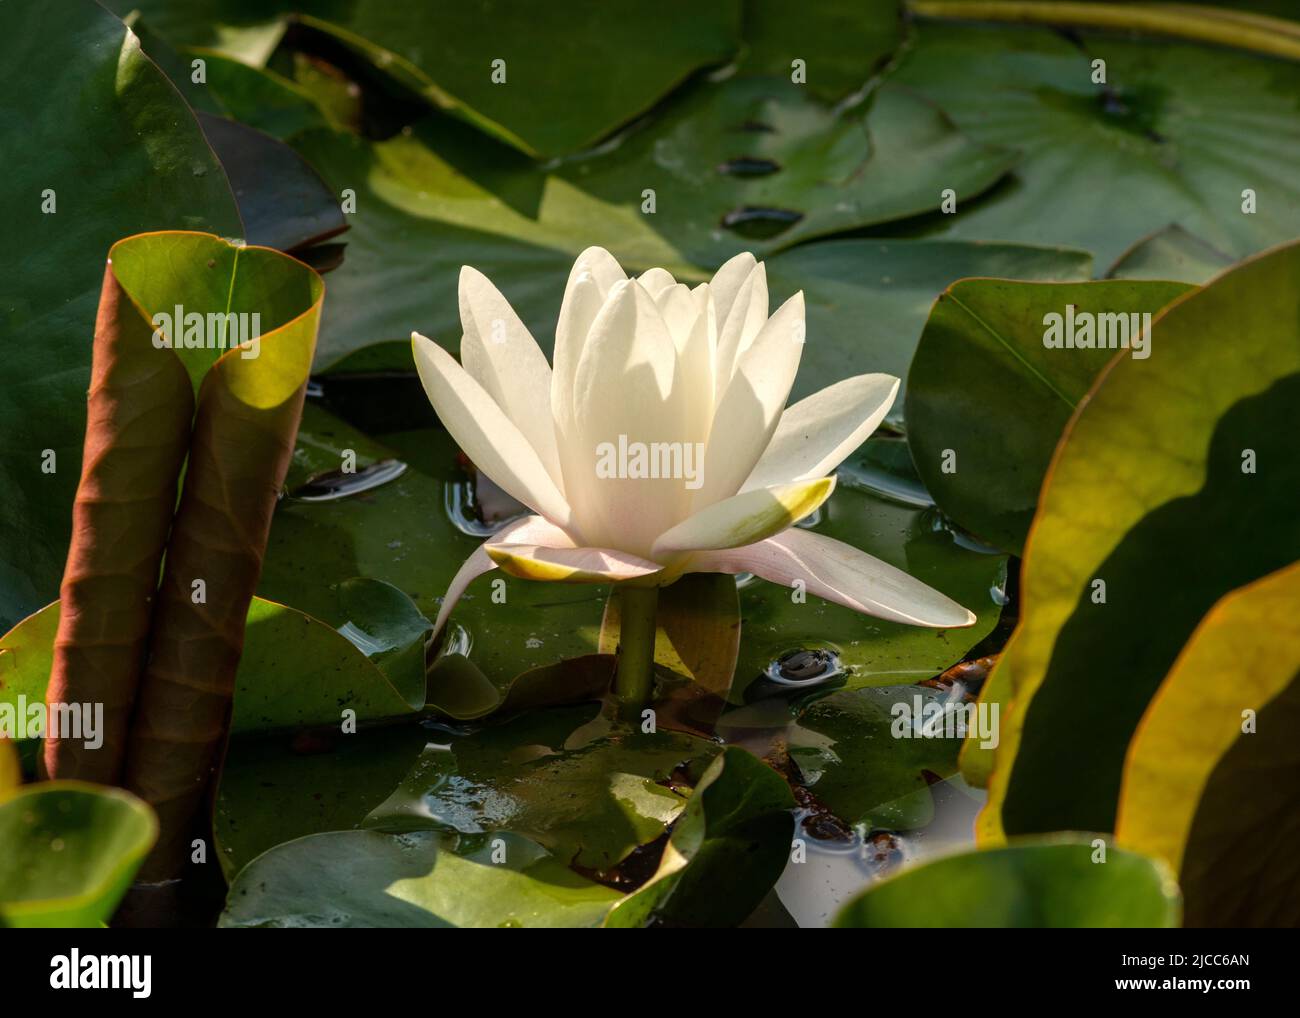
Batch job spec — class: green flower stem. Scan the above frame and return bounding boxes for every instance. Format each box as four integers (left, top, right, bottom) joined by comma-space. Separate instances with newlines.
613, 584, 659, 719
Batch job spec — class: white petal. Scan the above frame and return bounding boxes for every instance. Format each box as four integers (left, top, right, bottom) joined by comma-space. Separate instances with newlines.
412, 333, 571, 527
570, 280, 693, 555
431, 516, 574, 637
743, 374, 899, 491
653, 283, 696, 350
694, 291, 805, 508
714, 262, 769, 398
709, 252, 758, 326
552, 246, 626, 437
486, 543, 662, 583
651, 477, 835, 558
676, 286, 717, 447
458, 266, 562, 485
688, 528, 977, 628
637, 267, 677, 297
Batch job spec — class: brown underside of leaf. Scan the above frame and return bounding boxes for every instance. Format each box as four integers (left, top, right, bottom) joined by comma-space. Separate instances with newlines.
122, 354, 306, 881
42, 266, 193, 784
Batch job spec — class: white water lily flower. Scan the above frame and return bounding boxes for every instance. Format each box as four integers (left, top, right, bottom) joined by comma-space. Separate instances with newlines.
413, 247, 975, 638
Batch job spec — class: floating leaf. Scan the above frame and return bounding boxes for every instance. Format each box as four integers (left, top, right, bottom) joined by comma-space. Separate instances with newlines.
907, 278, 1192, 554
198, 49, 337, 137
832, 838, 1180, 928
0, 782, 157, 928
220, 829, 621, 928
333, 577, 432, 701
365, 703, 717, 873
1, 596, 422, 737
733, 437, 1006, 699
101, 0, 288, 65
1106, 225, 1234, 285
770, 239, 1093, 409
215, 723, 430, 879
290, 79, 1021, 370
197, 112, 346, 251
894, 23, 1300, 266
981, 242, 1300, 840
260, 409, 606, 690
0, 0, 242, 631
1117, 561, 1300, 927
299, 0, 742, 157
738, 0, 904, 99
788, 685, 962, 831
607, 747, 795, 927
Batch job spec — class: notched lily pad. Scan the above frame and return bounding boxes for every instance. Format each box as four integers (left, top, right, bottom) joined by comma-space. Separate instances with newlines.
220, 829, 621, 928
364, 702, 718, 874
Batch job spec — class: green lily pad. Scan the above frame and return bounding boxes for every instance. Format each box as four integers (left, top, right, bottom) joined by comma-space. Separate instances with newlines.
788, 685, 963, 831
833, 838, 1181, 928
334, 577, 432, 698
893, 23, 1300, 266
1106, 225, 1235, 285
0, 596, 422, 737
0, 782, 157, 927
1117, 561, 1300, 927
364, 702, 717, 873
236, 596, 425, 731
738, 0, 904, 99
214, 722, 430, 879
427, 654, 616, 722
733, 436, 1007, 699
291, 126, 582, 371
196, 112, 346, 251
102, 0, 290, 65
538, 77, 1016, 267
290, 68, 1019, 371
0, 0, 242, 632
907, 278, 1193, 554
197, 49, 337, 138
299, 1, 742, 158
259, 407, 607, 689
220, 829, 621, 928
767, 238, 1092, 407
607, 746, 795, 927
984, 241, 1300, 838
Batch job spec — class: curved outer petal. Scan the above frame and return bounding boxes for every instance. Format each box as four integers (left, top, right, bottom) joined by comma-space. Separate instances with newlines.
412, 333, 571, 527
694, 291, 805, 509
743, 374, 899, 492
652, 477, 835, 559
458, 266, 561, 485
709, 252, 758, 338
714, 261, 769, 399
570, 279, 693, 555
687, 527, 976, 628
486, 543, 662, 583
551, 248, 627, 537
552, 246, 626, 440
431, 516, 575, 637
